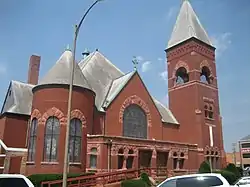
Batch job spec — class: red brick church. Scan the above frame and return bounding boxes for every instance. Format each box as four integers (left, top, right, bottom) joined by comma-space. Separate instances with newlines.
0, 0, 226, 175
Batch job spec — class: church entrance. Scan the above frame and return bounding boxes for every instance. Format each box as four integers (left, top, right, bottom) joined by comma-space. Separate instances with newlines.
138, 150, 152, 168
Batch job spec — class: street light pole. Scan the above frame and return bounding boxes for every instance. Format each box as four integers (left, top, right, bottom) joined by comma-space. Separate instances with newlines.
62, 1, 103, 187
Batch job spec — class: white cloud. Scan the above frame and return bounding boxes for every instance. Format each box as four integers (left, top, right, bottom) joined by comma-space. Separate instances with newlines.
157, 57, 163, 62
211, 32, 232, 57
141, 61, 152, 73
159, 70, 168, 82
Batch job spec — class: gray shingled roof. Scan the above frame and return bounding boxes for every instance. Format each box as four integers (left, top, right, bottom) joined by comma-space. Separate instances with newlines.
103, 71, 136, 108
38, 50, 92, 90
1, 50, 179, 125
79, 51, 124, 111
153, 99, 179, 124
79, 51, 179, 124
1, 81, 34, 115
167, 0, 212, 49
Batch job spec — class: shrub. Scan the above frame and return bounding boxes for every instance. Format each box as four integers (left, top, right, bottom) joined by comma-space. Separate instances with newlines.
225, 163, 240, 178
198, 161, 211, 173
121, 179, 148, 187
28, 173, 94, 187
140, 172, 151, 186
215, 170, 237, 185
236, 166, 243, 177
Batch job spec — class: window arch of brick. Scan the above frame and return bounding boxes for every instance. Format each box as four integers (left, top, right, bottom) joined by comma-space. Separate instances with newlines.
31, 109, 42, 121
172, 61, 190, 78
200, 60, 213, 76
71, 109, 86, 128
41, 107, 66, 125
119, 95, 152, 128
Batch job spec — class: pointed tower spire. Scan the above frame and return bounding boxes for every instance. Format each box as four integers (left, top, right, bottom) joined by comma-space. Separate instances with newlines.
167, 0, 212, 49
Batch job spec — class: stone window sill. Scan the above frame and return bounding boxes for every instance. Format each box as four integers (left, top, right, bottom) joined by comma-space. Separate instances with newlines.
69, 162, 81, 166
41, 162, 59, 165
26, 162, 35, 165
205, 117, 214, 121
173, 169, 188, 172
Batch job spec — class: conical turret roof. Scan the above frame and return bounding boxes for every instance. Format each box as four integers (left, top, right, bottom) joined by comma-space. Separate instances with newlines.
38, 50, 92, 90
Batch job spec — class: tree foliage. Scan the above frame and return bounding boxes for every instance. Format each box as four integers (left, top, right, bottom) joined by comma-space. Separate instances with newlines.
198, 161, 211, 173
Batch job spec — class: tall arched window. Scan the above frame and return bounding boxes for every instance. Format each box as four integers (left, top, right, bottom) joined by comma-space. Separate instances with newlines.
28, 118, 38, 162
123, 104, 147, 139
43, 117, 60, 162
69, 118, 82, 163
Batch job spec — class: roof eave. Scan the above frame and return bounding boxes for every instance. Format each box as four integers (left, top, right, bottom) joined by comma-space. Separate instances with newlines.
165, 37, 215, 52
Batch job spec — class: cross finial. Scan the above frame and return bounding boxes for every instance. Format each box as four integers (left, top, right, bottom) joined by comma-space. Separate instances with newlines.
132, 56, 139, 70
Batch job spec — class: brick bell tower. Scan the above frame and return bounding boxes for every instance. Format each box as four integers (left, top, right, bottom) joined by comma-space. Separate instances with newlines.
165, 0, 225, 169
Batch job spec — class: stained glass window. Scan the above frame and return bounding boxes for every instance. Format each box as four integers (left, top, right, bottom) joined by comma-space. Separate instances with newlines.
69, 118, 82, 163
123, 104, 147, 139
90, 148, 97, 168
28, 118, 38, 161
43, 117, 60, 162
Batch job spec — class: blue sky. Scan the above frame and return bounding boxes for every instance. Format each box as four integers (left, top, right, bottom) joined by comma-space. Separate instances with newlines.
0, 0, 250, 152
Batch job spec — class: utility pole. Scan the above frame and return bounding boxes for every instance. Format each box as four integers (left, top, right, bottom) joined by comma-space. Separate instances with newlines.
232, 143, 237, 166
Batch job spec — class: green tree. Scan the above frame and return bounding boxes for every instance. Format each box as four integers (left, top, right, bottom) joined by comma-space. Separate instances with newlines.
199, 161, 211, 173
225, 163, 240, 178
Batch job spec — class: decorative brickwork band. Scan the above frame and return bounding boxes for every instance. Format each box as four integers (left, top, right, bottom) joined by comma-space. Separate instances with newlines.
119, 95, 152, 127
41, 107, 66, 125
172, 60, 190, 78
71, 109, 87, 128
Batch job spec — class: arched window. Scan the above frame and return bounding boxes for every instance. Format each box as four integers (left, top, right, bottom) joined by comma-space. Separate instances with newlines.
69, 118, 82, 163
200, 66, 211, 84
118, 148, 124, 169
43, 117, 60, 162
28, 118, 38, 161
89, 148, 97, 169
123, 104, 147, 139
175, 67, 189, 85
126, 149, 134, 169
204, 105, 208, 118
208, 105, 214, 119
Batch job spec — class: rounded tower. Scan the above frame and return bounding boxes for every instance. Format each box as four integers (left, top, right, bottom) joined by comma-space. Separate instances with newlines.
26, 49, 95, 175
